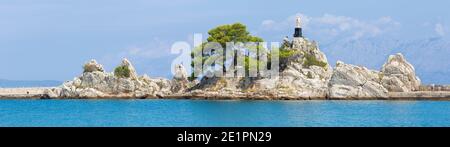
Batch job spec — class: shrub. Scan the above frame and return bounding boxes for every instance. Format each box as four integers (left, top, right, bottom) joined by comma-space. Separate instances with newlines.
82, 60, 104, 73
306, 71, 313, 79
82, 65, 90, 73
188, 72, 196, 81
244, 56, 268, 77
303, 53, 327, 68
114, 65, 131, 78
279, 49, 299, 59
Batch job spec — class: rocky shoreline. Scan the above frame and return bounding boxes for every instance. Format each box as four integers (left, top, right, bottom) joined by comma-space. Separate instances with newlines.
1, 87, 450, 100
0, 87, 50, 99
1, 36, 449, 100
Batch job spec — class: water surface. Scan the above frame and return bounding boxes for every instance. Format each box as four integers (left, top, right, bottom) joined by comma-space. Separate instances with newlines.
0, 99, 449, 127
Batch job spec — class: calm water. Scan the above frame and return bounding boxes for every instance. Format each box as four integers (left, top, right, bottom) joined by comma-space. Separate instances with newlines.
0, 99, 449, 127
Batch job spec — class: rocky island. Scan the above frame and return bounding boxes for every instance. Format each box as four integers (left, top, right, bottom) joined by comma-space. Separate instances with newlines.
26, 42, 450, 100
1, 17, 450, 100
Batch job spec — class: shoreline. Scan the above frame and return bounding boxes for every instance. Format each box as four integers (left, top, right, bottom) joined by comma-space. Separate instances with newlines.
1, 87, 450, 101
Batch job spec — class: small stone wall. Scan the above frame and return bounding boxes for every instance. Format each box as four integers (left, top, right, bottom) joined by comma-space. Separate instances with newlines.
419, 85, 450, 91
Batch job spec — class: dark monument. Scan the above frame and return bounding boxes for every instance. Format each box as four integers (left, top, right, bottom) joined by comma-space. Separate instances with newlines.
293, 16, 303, 37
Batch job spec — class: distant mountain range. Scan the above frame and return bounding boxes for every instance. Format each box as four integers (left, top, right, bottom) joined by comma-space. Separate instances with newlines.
0, 79, 61, 88
321, 36, 450, 84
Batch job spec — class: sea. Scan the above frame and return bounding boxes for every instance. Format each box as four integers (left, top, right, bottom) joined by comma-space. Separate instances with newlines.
0, 99, 449, 127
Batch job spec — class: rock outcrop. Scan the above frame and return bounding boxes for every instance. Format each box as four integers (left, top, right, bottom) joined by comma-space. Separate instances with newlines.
381, 53, 421, 92
46, 58, 173, 98
120, 58, 139, 80
327, 53, 422, 99
171, 64, 190, 93
44, 37, 424, 100
83, 59, 104, 73
328, 61, 388, 99
190, 37, 332, 99
273, 38, 332, 98
190, 70, 248, 97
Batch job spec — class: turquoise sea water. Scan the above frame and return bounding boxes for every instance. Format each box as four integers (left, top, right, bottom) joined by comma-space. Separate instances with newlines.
0, 99, 449, 127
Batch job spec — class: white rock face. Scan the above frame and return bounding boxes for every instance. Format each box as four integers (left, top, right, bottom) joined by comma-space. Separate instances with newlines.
171, 64, 190, 93
43, 88, 60, 98
328, 61, 388, 99
193, 37, 332, 99
291, 37, 307, 49
381, 53, 421, 92
48, 59, 175, 98
120, 58, 139, 80
78, 88, 105, 98
274, 62, 331, 98
253, 38, 331, 98
173, 64, 188, 80
292, 38, 329, 66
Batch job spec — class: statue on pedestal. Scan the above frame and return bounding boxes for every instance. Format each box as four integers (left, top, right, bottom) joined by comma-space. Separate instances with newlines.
294, 16, 303, 38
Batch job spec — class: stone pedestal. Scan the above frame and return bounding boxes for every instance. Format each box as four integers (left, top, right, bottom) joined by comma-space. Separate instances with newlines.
294, 28, 302, 37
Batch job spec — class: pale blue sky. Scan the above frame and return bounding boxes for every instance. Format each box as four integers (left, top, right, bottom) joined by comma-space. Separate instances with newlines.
0, 0, 449, 83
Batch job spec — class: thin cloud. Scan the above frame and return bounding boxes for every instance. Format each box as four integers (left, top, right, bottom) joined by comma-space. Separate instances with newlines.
259, 13, 400, 41
121, 38, 172, 59
98, 37, 175, 76
435, 23, 446, 36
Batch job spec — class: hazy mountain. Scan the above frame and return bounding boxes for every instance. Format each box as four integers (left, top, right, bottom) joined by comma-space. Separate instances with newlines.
0, 79, 61, 88
320, 36, 450, 84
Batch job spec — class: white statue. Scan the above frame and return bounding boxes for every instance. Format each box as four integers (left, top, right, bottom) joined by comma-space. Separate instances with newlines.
296, 16, 302, 28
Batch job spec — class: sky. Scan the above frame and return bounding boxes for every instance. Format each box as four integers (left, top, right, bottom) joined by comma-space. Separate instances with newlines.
0, 0, 449, 84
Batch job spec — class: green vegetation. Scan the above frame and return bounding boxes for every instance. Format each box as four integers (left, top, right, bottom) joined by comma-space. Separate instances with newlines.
82, 64, 103, 73
114, 65, 131, 78
279, 49, 300, 60
189, 23, 265, 80
243, 56, 268, 76
207, 23, 263, 47
187, 23, 333, 80
378, 73, 385, 82
303, 53, 327, 68
188, 72, 196, 81
306, 71, 313, 79
82, 65, 90, 73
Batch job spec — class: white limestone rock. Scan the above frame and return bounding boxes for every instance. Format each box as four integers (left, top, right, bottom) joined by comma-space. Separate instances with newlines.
381, 53, 421, 92
149, 78, 172, 94
274, 62, 331, 98
78, 88, 105, 98
58, 59, 172, 98
267, 38, 331, 98
43, 88, 60, 98
219, 38, 331, 98
171, 64, 189, 93
173, 64, 188, 81
328, 61, 388, 99
120, 58, 139, 80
